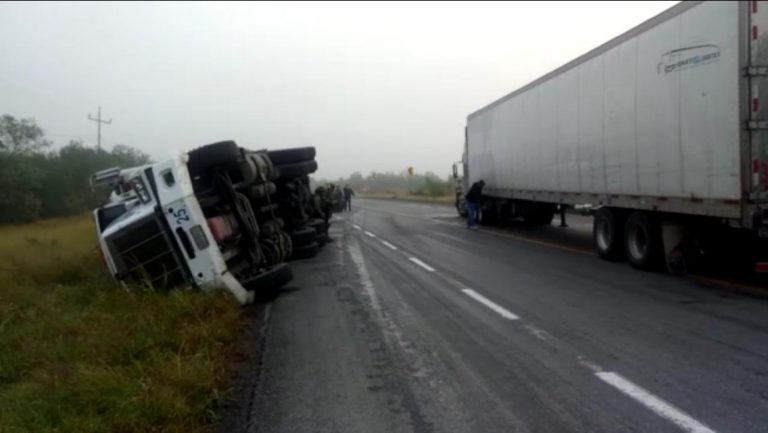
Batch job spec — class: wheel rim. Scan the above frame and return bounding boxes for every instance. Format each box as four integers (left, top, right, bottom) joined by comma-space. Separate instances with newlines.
628, 224, 648, 261
596, 218, 612, 252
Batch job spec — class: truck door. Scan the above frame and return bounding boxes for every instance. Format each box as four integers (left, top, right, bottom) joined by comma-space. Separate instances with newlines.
748, 0, 768, 199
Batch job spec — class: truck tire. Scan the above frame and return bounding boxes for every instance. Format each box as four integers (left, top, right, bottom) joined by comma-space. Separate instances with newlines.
187, 141, 241, 177
479, 201, 497, 226
308, 218, 325, 235
277, 160, 318, 179
456, 197, 467, 218
524, 205, 555, 226
624, 212, 662, 270
290, 242, 319, 260
246, 182, 276, 201
593, 207, 625, 261
290, 226, 316, 246
267, 147, 316, 165
244, 264, 293, 301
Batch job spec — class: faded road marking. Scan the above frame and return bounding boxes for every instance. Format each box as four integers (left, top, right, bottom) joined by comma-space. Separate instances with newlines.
365, 231, 377, 238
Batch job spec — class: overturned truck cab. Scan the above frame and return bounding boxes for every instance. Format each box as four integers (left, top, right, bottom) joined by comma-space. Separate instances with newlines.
92, 141, 295, 304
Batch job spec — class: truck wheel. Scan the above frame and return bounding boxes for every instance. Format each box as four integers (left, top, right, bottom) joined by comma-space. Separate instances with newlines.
479, 201, 497, 226
187, 141, 241, 177
290, 226, 317, 246
309, 218, 326, 235
524, 204, 555, 226
244, 264, 293, 302
246, 182, 277, 201
290, 242, 319, 260
625, 212, 662, 270
593, 207, 625, 261
456, 198, 467, 217
277, 161, 318, 179
267, 147, 316, 165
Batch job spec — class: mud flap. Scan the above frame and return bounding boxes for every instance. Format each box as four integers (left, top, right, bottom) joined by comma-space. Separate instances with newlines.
661, 223, 685, 275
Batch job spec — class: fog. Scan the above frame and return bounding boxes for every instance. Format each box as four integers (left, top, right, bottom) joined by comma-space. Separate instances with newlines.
0, 1, 677, 180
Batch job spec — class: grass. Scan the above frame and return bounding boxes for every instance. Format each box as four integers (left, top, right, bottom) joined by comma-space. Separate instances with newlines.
0, 214, 243, 433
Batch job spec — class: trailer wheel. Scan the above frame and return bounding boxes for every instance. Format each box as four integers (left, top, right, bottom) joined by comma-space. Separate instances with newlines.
308, 218, 326, 235
290, 242, 319, 260
246, 182, 277, 201
267, 147, 316, 165
624, 212, 662, 270
187, 141, 241, 177
244, 264, 293, 302
524, 204, 555, 226
276, 160, 318, 179
290, 226, 317, 246
479, 200, 497, 226
593, 207, 625, 261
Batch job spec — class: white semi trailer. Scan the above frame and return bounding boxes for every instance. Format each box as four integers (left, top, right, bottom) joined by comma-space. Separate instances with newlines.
454, 0, 768, 271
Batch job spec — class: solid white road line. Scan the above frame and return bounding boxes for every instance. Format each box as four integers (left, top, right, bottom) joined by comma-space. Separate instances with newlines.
380, 240, 398, 250
595, 372, 717, 433
408, 257, 436, 272
461, 289, 520, 320
365, 231, 377, 238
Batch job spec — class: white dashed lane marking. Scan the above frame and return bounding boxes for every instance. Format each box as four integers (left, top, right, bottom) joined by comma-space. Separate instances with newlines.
408, 257, 436, 272
461, 289, 520, 320
380, 240, 398, 250
595, 372, 717, 433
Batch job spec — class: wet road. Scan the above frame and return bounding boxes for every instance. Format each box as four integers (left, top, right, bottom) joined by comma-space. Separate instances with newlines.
246, 199, 768, 433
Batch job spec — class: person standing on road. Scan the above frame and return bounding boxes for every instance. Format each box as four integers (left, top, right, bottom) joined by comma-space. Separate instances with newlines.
465, 179, 485, 229
343, 185, 355, 212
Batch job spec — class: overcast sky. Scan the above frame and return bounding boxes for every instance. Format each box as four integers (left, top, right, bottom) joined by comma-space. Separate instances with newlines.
0, 1, 677, 180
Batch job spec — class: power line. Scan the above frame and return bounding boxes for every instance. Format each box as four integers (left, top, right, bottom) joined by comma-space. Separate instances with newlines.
87, 106, 112, 151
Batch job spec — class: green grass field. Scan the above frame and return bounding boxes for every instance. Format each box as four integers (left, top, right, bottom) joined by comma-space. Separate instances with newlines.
0, 214, 242, 433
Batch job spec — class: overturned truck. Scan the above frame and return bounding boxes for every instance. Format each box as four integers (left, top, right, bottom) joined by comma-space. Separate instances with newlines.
91, 141, 325, 304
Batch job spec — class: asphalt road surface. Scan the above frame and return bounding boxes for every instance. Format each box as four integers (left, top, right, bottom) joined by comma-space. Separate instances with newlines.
247, 199, 768, 433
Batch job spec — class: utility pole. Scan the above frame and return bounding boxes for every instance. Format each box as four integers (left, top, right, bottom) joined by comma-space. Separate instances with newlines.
88, 106, 112, 151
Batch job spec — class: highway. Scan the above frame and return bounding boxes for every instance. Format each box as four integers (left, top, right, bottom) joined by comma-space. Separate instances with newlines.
247, 199, 768, 433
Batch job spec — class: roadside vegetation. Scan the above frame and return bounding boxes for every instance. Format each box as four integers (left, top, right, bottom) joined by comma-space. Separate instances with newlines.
317, 170, 455, 202
0, 114, 150, 224
0, 214, 243, 432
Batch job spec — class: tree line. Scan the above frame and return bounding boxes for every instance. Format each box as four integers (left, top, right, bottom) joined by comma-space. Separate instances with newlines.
0, 114, 151, 223
320, 170, 455, 197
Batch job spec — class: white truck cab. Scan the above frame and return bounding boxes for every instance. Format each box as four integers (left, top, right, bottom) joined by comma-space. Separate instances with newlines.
92, 141, 293, 304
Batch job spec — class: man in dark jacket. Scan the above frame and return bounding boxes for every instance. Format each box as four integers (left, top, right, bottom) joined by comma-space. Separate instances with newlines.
464, 179, 485, 229
343, 185, 355, 212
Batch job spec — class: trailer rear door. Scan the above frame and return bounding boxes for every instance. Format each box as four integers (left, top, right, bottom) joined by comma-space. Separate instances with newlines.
748, 0, 768, 200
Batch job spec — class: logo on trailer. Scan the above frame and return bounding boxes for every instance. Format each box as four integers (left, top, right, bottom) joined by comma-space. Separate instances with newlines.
657, 45, 721, 74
